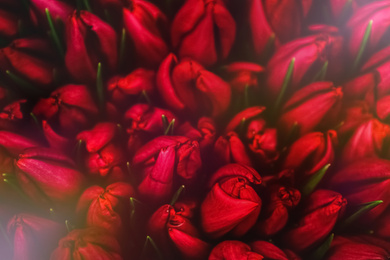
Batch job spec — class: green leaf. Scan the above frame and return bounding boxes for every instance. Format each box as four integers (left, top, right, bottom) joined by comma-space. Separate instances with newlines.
170, 185, 185, 206
273, 58, 295, 116
309, 233, 334, 260
352, 20, 373, 73
45, 8, 64, 58
343, 200, 383, 227
301, 164, 331, 197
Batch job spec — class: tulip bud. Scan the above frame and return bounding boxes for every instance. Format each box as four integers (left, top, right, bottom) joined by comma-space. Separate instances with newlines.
124, 104, 176, 152
328, 158, 390, 221
42, 120, 74, 154
122, 0, 168, 67
346, 1, 390, 59
283, 130, 337, 178
50, 228, 122, 260
0, 99, 27, 131
0, 38, 57, 88
256, 185, 301, 236
224, 62, 264, 93
33, 84, 98, 136
171, 0, 236, 67
65, 11, 117, 83
7, 213, 66, 260
201, 164, 262, 238
266, 26, 344, 99
29, 0, 73, 28
76, 182, 134, 235
133, 136, 201, 203
282, 189, 346, 252
107, 68, 155, 108
342, 119, 390, 163
148, 203, 210, 260
278, 82, 343, 136
177, 117, 216, 151
209, 240, 263, 259
15, 147, 85, 208
213, 131, 252, 167
337, 100, 373, 136
157, 54, 231, 117
326, 235, 390, 260
0, 9, 19, 39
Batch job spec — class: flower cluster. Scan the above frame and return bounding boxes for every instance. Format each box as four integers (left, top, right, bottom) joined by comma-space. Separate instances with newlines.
0, 0, 390, 259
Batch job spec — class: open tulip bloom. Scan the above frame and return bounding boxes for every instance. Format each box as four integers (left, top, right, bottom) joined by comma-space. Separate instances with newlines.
2, 0, 390, 259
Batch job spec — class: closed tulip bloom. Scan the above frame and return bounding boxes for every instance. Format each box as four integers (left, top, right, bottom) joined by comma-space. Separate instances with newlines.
50, 228, 123, 260
256, 185, 301, 237
266, 26, 344, 99
248, 0, 312, 56
122, 0, 168, 67
201, 164, 262, 238
177, 117, 217, 151
283, 130, 337, 177
328, 158, 390, 221
0, 99, 27, 131
29, 0, 73, 28
171, 0, 235, 67
76, 182, 134, 235
342, 119, 390, 163
133, 136, 201, 203
213, 131, 252, 167
65, 11, 117, 83
278, 82, 343, 136
124, 104, 176, 152
224, 62, 264, 93
157, 54, 231, 117
15, 147, 85, 207
346, 1, 390, 59
0, 38, 57, 88
208, 240, 263, 260
0, 9, 19, 39
282, 189, 346, 252
77, 122, 118, 153
107, 68, 155, 107
33, 84, 98, 136
7, 213, 66, 260
325, 235, 390, 260
148, 203, 210, 259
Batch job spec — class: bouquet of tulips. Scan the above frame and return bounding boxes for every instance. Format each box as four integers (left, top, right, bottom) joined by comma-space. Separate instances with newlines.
1, 0, 390, 259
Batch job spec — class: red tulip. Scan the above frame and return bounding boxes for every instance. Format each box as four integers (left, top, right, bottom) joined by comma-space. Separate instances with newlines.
76, 182, 134, 235
148, 203, 210, 259
177, 117, 216, 151
29, 0, 73, 27
33, 84, 98, 136
133, 136, 201, 203
122, 0, 168, 67
327, 158, 390, 221
0, 99, 27, 131
337, 100, 373, 136
326, 235, 390, 260
7, 213, 66, 260
282, 189, 346, 252
41, 120, 74, 154
0, 9, 19, 39
201, 164, 262, 238
266, 26, 344, 99
107, 68, 155, 107
283, 130, 337, 177
15, 147, 85, 208
124, 104, 176, 152
0, 38, 57, 87
224, 62, 264, 93
278, 82, 343, 136
50, 228, 123, 260
342, 119, 390, 163
346, 1, 390, 59
65, 10, 117, 83
255, 185, 301, 236
374, 209, 390, 239
157, 53, 231, 117
213, 131, 252, 167
248, 0, 312, 56
171, 0, 236, 67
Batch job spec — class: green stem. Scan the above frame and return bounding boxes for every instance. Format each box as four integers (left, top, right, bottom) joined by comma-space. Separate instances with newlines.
82, 0, 92, 12
119, 28, 126, 67
170, 185, 185, 205
301, 164, 331, 197
352, 20, 373, 73
45, 8, 64, 58
141, 236, 164, 260
273, 58, 295, 117
309, 233, 334, 260
96, 62, 105, 112
343, 200, 383, 227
